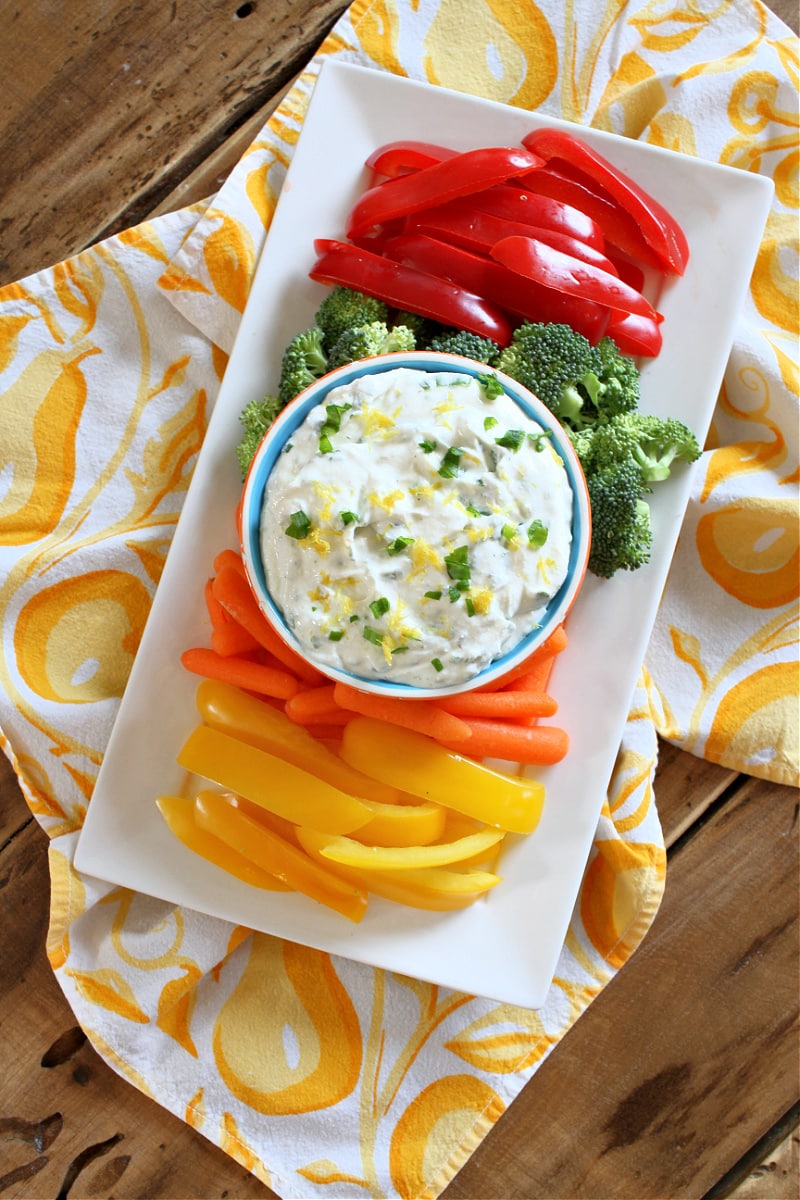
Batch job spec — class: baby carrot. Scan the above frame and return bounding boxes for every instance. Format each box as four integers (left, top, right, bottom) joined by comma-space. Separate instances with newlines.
503, 659, 556, 695
181, 647, 300, 700
435, 690, 557, 719
538, 624, 568, 658
213, 547, 247, 577
333, 682, 472, 743
284, 684, 341, 725
204, 577, 228, 631
441, 719, 569, 765
474, 625, 569, 692
212, 565, 324, 686
211, 622, 261, 657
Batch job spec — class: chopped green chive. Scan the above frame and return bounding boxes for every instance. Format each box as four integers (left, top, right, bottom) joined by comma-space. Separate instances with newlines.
483, 415, 499, 431
340, 510, 359, 525
438, 446, 466, 478
448, 585, 462, 603
321, 402, 350, 434
444, 545, 470, 585
424, 589, 442, 600
391, 646, 409, 655
418, 439, 437, 453
349, 614, 360, 622
328, 630, 344, 641
318, 403, 351, 453
527, 519, 548, 548
501, 522, 518, 543
529, 429, 553, 451
363, 626, 384, 647
431, 658, 444, 673
495, 429, 525, 452
387, 535, 415, 556
464, 596, 476, 617
369, 597, 390, 619
466, 502, 490, 517
477, 372, 504, 399
285, 510, 311, 540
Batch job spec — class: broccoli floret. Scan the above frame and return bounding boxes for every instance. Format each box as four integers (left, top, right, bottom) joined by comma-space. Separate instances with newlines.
627, 412, 701, 482
327, 320, 416, 370
587, 336, 641, 419
495, 322, 596, 426
591, 412, 701, 484
235, 394, 282, 478
495, 322, 641, 429
389, 310, 448, 347
277, 326, 328, 406
314, 287, 389, 352
383, 323, 416, 354
427, 330, 500, 364
570, 410, 700, 577
586, 456, 653, 578
567, 425, 598, 472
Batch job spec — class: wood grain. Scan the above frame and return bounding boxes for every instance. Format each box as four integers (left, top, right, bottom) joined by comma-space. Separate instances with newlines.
0, 0, 349, 285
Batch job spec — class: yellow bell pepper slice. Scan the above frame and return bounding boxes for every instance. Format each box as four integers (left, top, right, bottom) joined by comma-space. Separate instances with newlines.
155, 794, 292, 891
193, 791, 368, 923
306, 825, 504, 871
350, 797, 446, 847
195, 680, 403, 805
340, 716, 544, 835
177, 724, 373, 835
297, 827, 501, 911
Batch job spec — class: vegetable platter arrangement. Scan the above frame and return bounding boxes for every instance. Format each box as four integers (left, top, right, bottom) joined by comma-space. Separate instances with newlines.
74, 62, 773, 1007
161, 106, 699, 919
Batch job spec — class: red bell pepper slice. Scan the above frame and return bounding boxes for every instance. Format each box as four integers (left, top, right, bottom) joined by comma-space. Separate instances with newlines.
491, 235, 659, 320
310, 239, 514, 345
605, 311, 663, 357
348, 217, 406, 254
515, 165, 669, 273
405, 198, 620, 274
471, 182, 605, 249
603, 253, 646, 294
345, 146, 543, 239
522, 128, 689, 275
381, 232, 610, 344
365, 140, 457, 178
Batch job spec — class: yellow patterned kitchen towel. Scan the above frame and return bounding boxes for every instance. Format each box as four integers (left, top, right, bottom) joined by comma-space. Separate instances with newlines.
0, 3, 797, 1200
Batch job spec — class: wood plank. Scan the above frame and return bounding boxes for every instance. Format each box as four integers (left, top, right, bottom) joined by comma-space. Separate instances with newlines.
0, 748, 31, 847
150, 80, 297, 218
0, 0, 349, 285
655, 740, 740, 847
442, 774, 800, 1198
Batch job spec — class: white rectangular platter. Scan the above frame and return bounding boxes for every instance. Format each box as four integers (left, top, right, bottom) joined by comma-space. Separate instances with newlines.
74, 61, 774, 1008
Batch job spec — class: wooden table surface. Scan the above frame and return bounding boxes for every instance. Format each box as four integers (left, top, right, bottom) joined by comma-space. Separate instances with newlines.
1, 3, 797, 1198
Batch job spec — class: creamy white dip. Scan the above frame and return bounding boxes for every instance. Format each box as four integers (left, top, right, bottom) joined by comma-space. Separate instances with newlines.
260, 367, 573, 688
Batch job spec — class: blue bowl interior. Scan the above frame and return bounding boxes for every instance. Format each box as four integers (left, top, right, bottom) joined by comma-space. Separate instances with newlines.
241, 353, 589, 696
